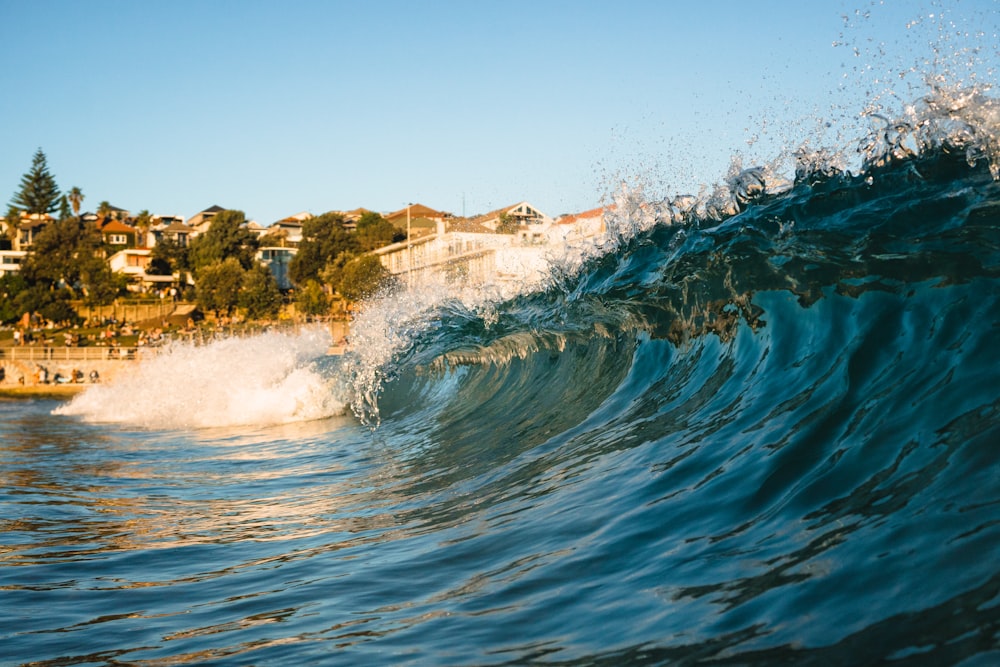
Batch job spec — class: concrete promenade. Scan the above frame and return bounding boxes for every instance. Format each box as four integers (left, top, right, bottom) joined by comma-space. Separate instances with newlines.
0, 348, 138, 398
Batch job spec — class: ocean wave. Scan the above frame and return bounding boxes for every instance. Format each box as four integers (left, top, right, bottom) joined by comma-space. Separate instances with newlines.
55, 327, 345, 429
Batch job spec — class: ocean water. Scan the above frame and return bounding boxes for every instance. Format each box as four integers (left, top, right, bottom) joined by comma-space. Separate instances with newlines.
4, 86, 1000, 665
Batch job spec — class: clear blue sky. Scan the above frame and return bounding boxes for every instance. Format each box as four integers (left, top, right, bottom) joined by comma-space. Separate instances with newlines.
1, 1, 996, 224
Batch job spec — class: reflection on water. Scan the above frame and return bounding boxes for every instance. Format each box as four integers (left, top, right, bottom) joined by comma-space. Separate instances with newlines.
0, 408, 398, 567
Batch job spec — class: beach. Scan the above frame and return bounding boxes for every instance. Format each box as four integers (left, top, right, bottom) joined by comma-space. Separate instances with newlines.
0, 382, 89, 399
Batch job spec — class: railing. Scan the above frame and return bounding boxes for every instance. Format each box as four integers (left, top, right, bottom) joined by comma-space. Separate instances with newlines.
0, 346, 160, 362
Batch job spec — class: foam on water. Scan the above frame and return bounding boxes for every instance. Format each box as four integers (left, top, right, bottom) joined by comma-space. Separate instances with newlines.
56, 327, 344, 429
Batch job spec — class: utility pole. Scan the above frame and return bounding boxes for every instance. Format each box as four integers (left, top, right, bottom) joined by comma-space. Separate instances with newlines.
406, 203, 412, 289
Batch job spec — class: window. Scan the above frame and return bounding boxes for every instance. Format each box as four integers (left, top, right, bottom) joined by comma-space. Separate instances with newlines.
109, 234, 127, 245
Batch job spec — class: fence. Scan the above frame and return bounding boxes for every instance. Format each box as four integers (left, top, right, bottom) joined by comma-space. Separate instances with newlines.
0, 346, 159, 362
72, 299, 183, 325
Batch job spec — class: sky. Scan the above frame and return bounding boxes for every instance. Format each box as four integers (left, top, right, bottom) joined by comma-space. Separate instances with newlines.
1, 0, 997, 225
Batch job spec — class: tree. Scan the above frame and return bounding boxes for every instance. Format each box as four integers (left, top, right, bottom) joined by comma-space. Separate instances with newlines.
195, 257, 245, 317
336, 254, 396, 302
258, 228, 287, 248
67, 186, 84, 217
20, 216, 102, 290
148, 237, 188, 275
188, 209, 258, 272
14, 285, 79, 325
496, 212, 519, 234
288, 212, 359, 286
355, 211, 404, 251
0, 273, 27, 324
79, 255, 127, 307
295, 279, 330, 319
96, 200, 114, 219
14, 213, 117, 321
133, 209, 152, 246
57, 195, 72, 221
239, 264, 282, 320
10, 148, 60, 215
2, 205, 19, 249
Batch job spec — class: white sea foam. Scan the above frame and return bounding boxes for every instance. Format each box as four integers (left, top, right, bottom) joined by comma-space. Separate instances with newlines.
56, 327, 344, 429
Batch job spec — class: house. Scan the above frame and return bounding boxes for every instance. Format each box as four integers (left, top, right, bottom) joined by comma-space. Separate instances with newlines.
373, 227, 548, 292
153, 220, 194, 248
97, 218, 140, 250
552, 206, 608, 241
322, 208, 374, 231
99, 204, 131, 220
267, 213, 311, 247
463, 202, 552, 232
373, 202, 555, 292
372, 202, 610, 295
385, 203, 450, 239
0, 214, 10, 247
339, 207, 373, 230
107, 248, 177, 291
14, 213, 54, 251
339, 207, 372, 222
0, 250, 27, 276
187, 205, 226, 235
244, 220, 268, 240
151, 214, 185, 227
256, 246, 297, 290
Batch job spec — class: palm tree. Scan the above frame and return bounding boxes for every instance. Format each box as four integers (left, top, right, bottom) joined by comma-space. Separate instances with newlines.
68, 186, 84, 217
97, 200, 113, 220
134, 209, 152, 247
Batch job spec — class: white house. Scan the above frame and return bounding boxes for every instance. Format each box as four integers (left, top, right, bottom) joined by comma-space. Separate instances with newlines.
256, 246, 297, 290
372, 202, 606, 294
267, 212, 311, 247
152, 220, 195, 248
107, 248, 176, 291
0, 250, 27, 277
374, 202, 606, 292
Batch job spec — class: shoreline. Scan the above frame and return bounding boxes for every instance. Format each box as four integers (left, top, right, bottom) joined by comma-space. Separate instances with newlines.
0, 383, 91, 400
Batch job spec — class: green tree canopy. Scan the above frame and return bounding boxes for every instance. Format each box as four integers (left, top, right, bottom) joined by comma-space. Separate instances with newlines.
79, 259, 127, 307
189, 209, 258, 273
288, 212, 359, 286
2, 205, 18, 249
355, 211, 405, 251
0, 273, 28, 324
239, 264, 282, 320
148, 236, 189, 275
134, 209, 152, 233
10, 148, 60, 215
496, 212, 519, 234
20, 217, 102, 290
336, 254, 395, 303
57, 195, 72, 221
195, 257, 245, 317
14, 285, 79, 325
295, 279, 330, 319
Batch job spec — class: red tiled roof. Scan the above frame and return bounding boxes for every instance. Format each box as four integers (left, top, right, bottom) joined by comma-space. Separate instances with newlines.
385, 203, 446, 222
98, 219, 136, 234
556, 205, 608, 225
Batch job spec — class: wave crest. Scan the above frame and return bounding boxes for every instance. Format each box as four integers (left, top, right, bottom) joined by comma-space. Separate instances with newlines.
56, 327, 343, 429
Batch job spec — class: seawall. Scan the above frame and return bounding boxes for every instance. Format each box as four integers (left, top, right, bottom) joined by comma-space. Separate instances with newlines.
0, 356, 132, 397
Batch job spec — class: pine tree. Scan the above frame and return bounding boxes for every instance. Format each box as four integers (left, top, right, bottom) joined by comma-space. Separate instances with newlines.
58, 195, 72, 221
10, 148, 61, 215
